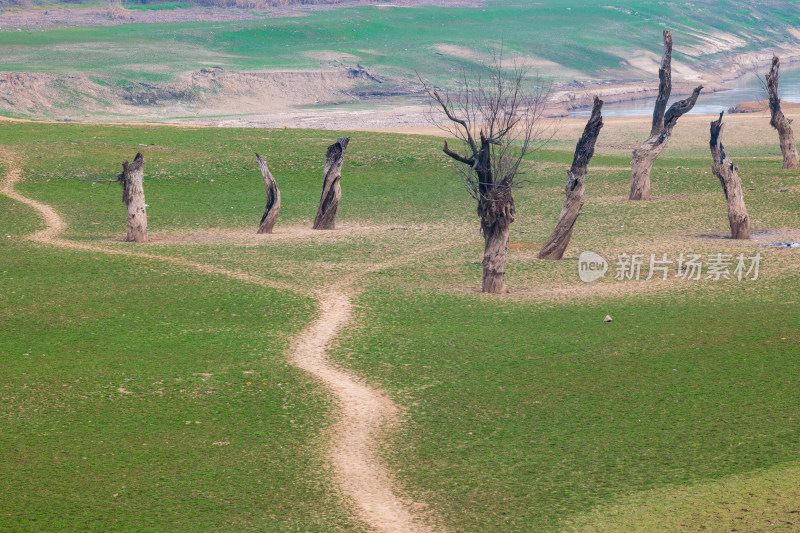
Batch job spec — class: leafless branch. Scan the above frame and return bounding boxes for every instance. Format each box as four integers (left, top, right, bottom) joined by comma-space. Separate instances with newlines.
419, 49, 554, 202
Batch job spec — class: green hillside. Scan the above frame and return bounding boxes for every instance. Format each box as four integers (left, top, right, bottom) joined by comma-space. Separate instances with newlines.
0, 0, 797, 85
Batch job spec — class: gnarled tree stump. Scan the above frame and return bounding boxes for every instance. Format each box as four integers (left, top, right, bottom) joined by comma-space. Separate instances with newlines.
766, 56, 799, 170
710, 112, 750, 239
539, 96, 604, 260
478, 185, 515, 293
117, 152, 147, 243
630, 30, 703, 200
313, 136, 349, 230
255, 152, 281, 234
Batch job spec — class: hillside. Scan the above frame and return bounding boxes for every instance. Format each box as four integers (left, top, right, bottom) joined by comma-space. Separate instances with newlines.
0, 0, 799, 122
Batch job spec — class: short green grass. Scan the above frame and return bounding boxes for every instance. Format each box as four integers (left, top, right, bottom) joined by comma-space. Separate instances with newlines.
336, 284, 800, 532
0, 195, 367, 531
1, 116, 799, 531
566, 462, 800, 532
0, 0, 798, 88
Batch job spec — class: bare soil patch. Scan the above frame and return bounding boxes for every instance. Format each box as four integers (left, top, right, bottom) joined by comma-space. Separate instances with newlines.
146, 224, 399, 244
729, 100, 800, 114
692, 228, 800, 241
0, 69, 362, 121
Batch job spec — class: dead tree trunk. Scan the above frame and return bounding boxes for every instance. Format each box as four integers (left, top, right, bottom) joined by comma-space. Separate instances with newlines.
479, 185, 515, 293
539, 96, 604, 260
710, 112, 750, 239
766, 56, 799, 170
445, 132, 516, 293
630, 30, 703, 200
117, 152, 147, 243
255, 153, 281, 234
313, 137, 349, 230
424, 56, 546, 293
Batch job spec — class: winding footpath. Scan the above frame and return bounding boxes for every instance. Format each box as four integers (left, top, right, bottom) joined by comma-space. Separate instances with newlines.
1, 148, 434, 533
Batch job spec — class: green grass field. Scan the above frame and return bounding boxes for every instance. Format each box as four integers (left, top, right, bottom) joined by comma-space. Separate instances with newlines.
1, 111, 799, 531
1, 0, 798, 87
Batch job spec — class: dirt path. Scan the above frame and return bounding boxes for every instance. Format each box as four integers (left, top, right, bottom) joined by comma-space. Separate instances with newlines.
0, 148, 300, 295
290, 289, 433, 532
0, 148, 435, 533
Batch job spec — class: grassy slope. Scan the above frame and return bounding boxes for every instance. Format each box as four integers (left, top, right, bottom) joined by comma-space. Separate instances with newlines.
340, 286, 800, 531
0, 0, 798, 86
1, 115, 799, 531
328, 116, 800, 531
0, 130, 368, 531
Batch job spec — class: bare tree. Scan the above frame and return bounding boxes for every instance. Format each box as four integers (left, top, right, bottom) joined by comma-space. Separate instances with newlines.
117, 152, 147, 243
313, 136, 349, 230
422, 57, 549, 293
539, 96, 604, 260
710, 112, 750, 239
766, 56, 799, 169
255, 153, 281, 234
630, 30, 703, 200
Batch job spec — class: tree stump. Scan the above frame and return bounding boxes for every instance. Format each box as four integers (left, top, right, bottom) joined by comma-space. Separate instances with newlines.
766, 56, 799, 170
539, 96, 604, 260
255, 152, 281, 234
710, 112, 750, 239
117, 152, 147, 243
629, 30, 703, 200
313, 137, 349, 230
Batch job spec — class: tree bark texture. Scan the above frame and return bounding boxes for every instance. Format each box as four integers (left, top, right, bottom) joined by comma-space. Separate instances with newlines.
710, 112, 750, 239
630, 86, 702, 200
428, 63, 543, 294
539, 96, 604, 260
444, 131, 516, 293
479, 186, 514, 293
766, 56, 799, 169
630, 30, 703, 200
650, 30, 672, 137
117, 152, 147, 243
313, 137, 349, 230
255, 153, 281, 234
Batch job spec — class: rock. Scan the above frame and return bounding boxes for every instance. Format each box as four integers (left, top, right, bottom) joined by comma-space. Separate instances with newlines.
346, 64, 381, 83
603, 315, 613, 322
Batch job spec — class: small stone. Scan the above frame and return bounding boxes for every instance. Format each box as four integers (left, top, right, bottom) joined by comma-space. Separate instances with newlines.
603, 315, 613, 322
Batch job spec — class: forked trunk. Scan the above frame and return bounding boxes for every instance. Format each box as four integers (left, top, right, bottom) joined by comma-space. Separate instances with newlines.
710, 112, 750, 239
629, 30, 702, 200
478, 187, 514, 293
255, 153, 281, 234
630, 86, 702, 200
117, 152, 147, 243
766, 56, 799, 170
313, 136, 350, 230
540, 96, 604, 259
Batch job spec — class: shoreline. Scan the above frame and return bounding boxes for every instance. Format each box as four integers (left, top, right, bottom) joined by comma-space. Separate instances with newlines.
3, 106, 792, 136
